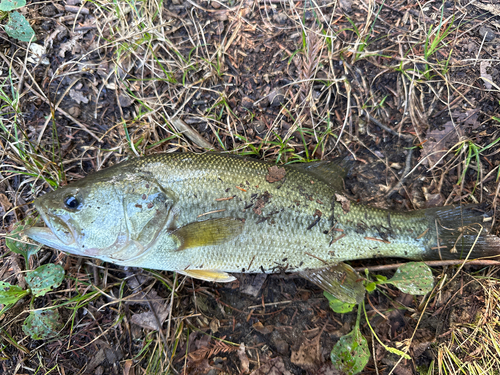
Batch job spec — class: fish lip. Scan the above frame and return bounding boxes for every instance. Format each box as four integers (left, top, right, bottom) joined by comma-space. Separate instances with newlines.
25, 226, 82, 255
33, 199, 77, 247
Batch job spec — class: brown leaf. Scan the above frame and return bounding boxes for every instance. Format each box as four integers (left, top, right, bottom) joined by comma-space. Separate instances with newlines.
250, 356, 292, 375
421, 121, 463, 167
130, 289, 171, 331
253, 191, 271, 215
213, 10, 228, 21
209, 318, 220, 333
239, 273, 267, 297
335, 194, 350, 214
130, 306, 170, 331
253, 199, 265, 215
252, 321, 274, 334
480, 61, 493, 90
238, 343, 250, 374
0, 193, 12, 212
424, 192, 444, 208
185, 358, 215, 375
452, 108, 480, 129
266, 166, 286, 183
291, 336, 322, 372
123, 359, 133, 375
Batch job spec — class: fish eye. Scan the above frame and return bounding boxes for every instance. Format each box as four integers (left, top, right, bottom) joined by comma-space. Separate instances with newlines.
64, 195, 80, 210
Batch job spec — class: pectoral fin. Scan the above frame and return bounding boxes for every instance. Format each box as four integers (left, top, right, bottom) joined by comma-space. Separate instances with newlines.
171, 218, 244, 251
299, 262, 365, 304
177, 270, 236, 282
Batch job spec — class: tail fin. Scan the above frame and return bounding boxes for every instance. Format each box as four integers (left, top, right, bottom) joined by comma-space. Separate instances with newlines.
423, 205, 500, 261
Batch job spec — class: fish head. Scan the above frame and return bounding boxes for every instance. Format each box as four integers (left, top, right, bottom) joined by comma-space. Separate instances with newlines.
26, 168, 177, 262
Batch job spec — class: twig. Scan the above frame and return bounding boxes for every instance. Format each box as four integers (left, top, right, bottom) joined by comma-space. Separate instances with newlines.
355, 258, 500, 273
385, 148, 413, 197
170, 117, 215, 150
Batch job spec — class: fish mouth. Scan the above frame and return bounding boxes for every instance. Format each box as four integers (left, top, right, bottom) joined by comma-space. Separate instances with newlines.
25, 199, 80, 253
25, 226, 82, 255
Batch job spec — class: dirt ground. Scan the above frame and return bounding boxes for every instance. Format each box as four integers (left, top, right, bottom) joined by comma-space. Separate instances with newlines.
1, 0, 500, 374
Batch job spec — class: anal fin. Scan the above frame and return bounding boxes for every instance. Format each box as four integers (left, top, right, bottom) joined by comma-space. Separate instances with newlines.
299, 262, 365, 304
177, 270, 236, 282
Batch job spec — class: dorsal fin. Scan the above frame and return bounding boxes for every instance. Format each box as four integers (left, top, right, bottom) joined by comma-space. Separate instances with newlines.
288, 157, 354, 192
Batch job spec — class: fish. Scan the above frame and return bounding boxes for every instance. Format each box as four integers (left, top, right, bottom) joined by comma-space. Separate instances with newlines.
25, 152, 500, 303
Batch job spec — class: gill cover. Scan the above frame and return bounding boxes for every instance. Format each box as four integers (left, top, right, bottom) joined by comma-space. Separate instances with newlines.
101, 172, 177, 261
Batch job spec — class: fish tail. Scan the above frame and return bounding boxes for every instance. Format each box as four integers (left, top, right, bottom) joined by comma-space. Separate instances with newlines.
422, 204, 500, 261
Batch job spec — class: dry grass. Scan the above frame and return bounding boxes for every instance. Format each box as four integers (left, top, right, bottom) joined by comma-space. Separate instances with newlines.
435, 268, 500, 375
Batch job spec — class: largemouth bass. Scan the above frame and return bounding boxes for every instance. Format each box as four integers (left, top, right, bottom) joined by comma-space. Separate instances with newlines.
26, 153, 500, 303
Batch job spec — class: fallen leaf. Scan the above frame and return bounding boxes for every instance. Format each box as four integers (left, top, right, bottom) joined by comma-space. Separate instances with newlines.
209, 318, 220, 333
238, 343, 250, 374
291, 336, 322, 372
452, 108, 480, 129
335, 194, 350, 214
250, 356, 292, 375
253, 191, 271, 215
27, 43, 49, 65
474, 2, 500, 17
118, 92, 134, 107
480, 61, 494, 90
185, 358, 215, 375
130, 304, 170, 331
252, 321, 274, 335
69, 89, 89, 104
239, 273, 267, 297
0, 193, 12, 212
424, 192, 444, 208
58, 33, 83, 57
266, 166, 286, 183
421, 121, 463, 168
126, 275, 171, 330
123, 359, 133, 375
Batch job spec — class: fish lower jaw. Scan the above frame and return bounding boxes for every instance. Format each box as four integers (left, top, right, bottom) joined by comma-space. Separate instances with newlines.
24, 226, 80, 254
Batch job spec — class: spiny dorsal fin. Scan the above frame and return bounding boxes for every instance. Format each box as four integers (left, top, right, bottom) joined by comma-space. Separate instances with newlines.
177, 269, 236, 282
171, 217, 244, 251
288, 157, 354, 192
299, 262, 365, 304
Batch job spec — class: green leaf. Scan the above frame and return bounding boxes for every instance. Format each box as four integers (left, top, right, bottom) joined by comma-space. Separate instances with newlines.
375, 275, 387, 282
0, 0, 26, 11
6, 218, 41, 263
388, 262, 433, 295
324, 291, 356, 313
0, 281, 29, 305
331, 326, 370, 375
25, 264, 65, 297
365, 282, 376, 292
22, 309, 61, 339
5, 11, 35, 42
